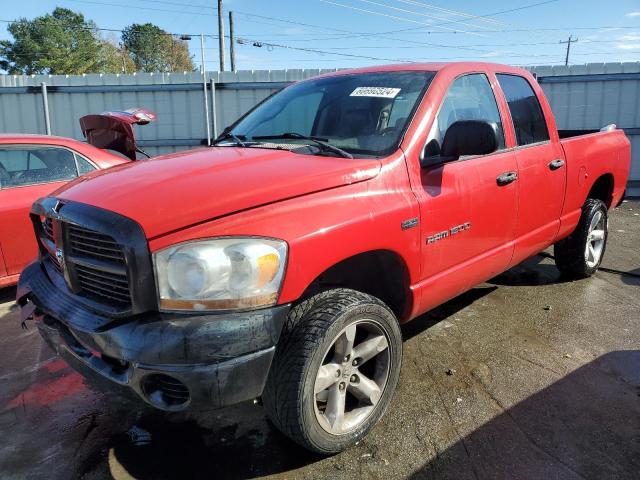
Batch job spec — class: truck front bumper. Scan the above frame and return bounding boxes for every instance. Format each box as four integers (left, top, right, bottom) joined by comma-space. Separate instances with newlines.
16, 261, 289, 411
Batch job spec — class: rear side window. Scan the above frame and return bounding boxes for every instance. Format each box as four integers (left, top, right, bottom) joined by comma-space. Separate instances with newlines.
0, 146, 78, 188
497, 74, 549, 146
75, 154, 97, 175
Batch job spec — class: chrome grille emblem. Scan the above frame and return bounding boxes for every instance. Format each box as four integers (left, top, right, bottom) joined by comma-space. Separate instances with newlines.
55, 248, 65, 270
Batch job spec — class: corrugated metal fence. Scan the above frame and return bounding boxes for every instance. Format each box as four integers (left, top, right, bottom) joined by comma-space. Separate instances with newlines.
0, 69, 337, 156
0, 63, 638, 194
529, 63, 640, 196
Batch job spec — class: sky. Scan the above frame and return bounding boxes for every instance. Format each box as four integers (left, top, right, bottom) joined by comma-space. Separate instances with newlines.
1, 0, 639, 71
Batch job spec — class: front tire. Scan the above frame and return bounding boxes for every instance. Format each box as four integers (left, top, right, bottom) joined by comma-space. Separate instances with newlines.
554, 198, 608, 278
262, 288, 402, 454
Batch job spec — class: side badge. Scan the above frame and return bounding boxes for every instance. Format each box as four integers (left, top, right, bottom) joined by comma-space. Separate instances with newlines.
427, 222, 472, 244
401, 218, 419, 230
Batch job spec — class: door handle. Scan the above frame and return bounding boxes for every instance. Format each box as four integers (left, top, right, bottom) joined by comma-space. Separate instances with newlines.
496, 171, 518, 186
549, 159, 565, 170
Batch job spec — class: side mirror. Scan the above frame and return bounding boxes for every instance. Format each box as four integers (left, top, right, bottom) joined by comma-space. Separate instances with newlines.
421, 120, 499, 167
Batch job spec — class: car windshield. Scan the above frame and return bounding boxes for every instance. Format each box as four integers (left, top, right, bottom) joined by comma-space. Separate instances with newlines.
224, 71, 435, 158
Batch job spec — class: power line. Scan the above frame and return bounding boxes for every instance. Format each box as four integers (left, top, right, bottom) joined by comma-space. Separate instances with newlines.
349, 0, 499, 33
390, 0, 509, 27
0, 18, 218, 40
236, 37, 414, 63
287, 24, 639, 43
63, 0, 216, 16
237, 35, 640, 62
319, 0, 489, 37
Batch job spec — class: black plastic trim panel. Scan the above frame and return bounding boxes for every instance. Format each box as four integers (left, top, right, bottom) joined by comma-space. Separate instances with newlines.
30, 197, 156, 317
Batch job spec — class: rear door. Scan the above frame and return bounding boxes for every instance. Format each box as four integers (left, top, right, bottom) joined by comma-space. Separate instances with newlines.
413, 73, 519, 311
0, 145, 80, 275
496, 74, 566, 264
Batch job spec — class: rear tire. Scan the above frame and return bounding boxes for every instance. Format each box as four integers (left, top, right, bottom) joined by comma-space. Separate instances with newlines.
262, 288, 402, 454
554, 198, 608, 278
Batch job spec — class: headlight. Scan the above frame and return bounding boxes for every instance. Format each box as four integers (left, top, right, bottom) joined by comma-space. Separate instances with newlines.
154, 238, 287, 312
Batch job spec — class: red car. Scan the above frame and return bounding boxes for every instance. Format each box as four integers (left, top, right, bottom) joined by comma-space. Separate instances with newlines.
0, 135, 127, 287
18, 62, 630, 453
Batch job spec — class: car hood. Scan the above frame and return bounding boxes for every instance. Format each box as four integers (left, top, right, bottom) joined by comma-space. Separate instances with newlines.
54, 146, 381, 238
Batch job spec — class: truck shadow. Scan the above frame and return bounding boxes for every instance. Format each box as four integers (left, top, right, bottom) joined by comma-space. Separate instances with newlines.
487, 253, 574, 287
409, 350, 640, 480
0, 286, 17, 315
600, 266, 640, 286
89, 351, 640, 479
84, 286, 500, 479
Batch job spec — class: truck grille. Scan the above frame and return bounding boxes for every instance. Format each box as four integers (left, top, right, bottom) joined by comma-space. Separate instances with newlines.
32, 198, 157, 316
67, 225, 131, 307
68, 225, 126, 264
42, 218, 54, 241
75, 263, 131, 306
41, 218, 63, 274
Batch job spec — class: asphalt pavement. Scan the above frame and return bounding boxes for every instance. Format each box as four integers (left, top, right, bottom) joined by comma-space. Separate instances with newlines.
0, 200, 638, 479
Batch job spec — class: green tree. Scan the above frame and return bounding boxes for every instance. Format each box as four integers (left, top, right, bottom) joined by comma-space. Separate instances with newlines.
0, 7, 127, 74
122, 23, 195, 73
99, 38, 136, 74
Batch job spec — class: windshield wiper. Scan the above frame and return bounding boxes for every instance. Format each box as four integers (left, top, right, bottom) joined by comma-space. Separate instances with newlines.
252, 132, 353, 159
212, 132, 248, 147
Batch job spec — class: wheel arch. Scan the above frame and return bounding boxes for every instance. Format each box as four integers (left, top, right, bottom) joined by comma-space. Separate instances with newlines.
295, 249, 413, 321
587, 173, 615, 208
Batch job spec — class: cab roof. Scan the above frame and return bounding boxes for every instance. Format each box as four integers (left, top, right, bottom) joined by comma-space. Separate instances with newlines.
314, 61, 531, 79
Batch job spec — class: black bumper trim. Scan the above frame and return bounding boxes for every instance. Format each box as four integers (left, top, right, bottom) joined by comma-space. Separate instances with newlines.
18, 261, 290, 411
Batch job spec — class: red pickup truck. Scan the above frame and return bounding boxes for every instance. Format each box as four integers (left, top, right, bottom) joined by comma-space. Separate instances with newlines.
17, 62, 630, 453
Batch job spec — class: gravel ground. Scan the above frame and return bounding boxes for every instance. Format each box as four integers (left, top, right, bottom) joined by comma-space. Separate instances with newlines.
0, 200, 638, 480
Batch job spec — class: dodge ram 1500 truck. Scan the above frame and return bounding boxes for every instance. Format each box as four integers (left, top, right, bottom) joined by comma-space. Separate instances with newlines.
17, 62, 630, 454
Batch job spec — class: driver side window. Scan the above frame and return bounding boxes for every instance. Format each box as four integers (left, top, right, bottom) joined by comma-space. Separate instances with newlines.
425, 73, 505, 158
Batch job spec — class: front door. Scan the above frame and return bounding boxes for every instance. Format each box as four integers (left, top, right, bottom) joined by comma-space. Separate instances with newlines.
412, 73, 519, 312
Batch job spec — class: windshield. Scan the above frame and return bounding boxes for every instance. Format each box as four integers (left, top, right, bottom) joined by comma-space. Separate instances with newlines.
224, 71, 435, 158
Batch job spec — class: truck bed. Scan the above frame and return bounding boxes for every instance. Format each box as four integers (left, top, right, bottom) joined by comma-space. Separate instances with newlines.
558, 128, 630, 221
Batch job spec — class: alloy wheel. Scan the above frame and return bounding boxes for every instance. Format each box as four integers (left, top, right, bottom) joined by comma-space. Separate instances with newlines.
585, 210, 606, 268
313, 320, 391, 434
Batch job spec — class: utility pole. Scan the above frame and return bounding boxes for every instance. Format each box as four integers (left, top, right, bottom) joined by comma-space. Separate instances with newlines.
122, 51, 127, 74
201, 33, 212, 145
560, 35, 578, 66
217, 0, 225, 71
229, 11, 236, 72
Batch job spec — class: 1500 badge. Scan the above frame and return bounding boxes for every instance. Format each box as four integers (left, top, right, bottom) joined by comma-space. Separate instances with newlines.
427, 222, 471, 244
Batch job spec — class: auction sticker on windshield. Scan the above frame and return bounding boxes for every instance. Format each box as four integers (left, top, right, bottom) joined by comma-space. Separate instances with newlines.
350, 87, 401, 98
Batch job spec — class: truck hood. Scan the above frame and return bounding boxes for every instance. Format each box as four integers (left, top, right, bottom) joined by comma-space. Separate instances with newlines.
55, 146, 381, 238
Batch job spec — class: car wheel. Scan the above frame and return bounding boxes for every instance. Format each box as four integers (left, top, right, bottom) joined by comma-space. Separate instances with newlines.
554, 198, 608, 278
262, 288, 402, 454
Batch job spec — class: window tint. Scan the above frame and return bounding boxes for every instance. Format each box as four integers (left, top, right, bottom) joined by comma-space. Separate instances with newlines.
425, 73, 505, 157
497, 74, 549, 146
75, 154, 97, 175
0, 146, 78, 188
